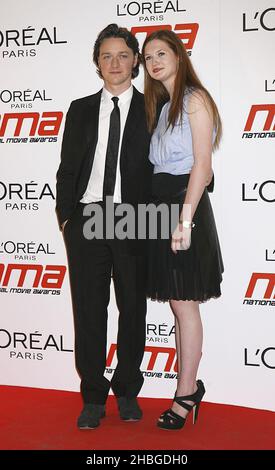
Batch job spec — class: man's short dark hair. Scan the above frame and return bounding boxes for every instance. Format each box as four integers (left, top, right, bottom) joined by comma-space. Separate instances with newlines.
93, 23, 140, 79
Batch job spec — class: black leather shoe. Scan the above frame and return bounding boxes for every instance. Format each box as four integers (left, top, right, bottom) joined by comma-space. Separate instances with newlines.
117, 397, 142, 421
77, 404, 105, 429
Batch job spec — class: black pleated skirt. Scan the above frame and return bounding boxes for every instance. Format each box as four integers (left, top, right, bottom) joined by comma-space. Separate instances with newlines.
147, 173, 224, 302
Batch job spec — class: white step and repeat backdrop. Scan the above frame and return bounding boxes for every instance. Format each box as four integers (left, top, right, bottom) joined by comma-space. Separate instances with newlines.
0, 0, 274, 411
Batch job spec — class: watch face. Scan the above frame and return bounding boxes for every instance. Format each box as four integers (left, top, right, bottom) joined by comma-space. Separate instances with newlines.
182, 221, 194, 229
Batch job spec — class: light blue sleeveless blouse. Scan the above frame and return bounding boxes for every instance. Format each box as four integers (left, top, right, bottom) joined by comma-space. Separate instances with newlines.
149, 90, 213, 175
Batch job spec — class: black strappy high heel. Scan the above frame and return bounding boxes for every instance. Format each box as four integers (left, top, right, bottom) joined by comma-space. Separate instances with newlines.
157, 379, 205, 430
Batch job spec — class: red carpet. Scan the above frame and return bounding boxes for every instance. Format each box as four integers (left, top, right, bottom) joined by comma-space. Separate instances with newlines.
0, 385, 274, 450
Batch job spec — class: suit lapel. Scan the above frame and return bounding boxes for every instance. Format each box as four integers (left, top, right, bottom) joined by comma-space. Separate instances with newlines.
120, 87, 142, 170
83, 90, 102, 176
123, 87, 141, 141
85, 90, 101, 146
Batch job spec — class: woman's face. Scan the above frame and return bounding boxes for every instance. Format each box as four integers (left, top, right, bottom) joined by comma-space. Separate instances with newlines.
144, 39, 178, 88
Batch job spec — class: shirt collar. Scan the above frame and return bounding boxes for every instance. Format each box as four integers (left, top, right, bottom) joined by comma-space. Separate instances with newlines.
102, 85, 133, 105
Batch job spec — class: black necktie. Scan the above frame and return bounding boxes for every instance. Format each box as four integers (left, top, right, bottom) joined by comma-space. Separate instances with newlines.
103, 96, 120, 198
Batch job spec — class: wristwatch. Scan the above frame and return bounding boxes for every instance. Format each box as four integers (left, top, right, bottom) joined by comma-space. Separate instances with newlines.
179, 220, 195, 229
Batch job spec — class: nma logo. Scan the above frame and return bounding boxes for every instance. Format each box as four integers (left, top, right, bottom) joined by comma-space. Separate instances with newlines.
131, 23, 198, 52
242, 104, 275, 139
244, 272, 275, 306
0, 263, 66, 290
0, 111, 63, 143
107, 343, 178, 372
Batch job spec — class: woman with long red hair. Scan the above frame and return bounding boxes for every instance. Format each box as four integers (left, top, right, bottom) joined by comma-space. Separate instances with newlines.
142, 30, 224, 430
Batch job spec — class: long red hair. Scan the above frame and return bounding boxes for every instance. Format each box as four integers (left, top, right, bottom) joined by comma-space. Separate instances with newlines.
141, 30, 222, 150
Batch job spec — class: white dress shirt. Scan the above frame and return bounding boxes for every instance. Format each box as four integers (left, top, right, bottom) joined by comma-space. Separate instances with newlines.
81, 85, 133, 204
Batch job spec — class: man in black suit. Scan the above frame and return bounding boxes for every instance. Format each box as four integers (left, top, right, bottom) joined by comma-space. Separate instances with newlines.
56, 24, 152, 429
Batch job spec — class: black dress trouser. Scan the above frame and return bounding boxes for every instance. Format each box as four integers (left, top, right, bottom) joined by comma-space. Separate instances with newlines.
63, 203, 147, 404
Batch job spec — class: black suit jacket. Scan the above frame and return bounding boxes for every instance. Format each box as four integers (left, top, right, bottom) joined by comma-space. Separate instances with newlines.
56, 86, 152, 252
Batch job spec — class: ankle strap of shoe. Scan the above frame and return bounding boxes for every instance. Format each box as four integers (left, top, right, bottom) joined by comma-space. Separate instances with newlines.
174, 398, 193, 411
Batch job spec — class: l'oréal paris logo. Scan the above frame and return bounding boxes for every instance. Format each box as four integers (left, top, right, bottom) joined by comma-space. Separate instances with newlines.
242, 7, 275, 32
117, 0, 186, 22
241, 180, 275, 203
0, 26, 67, 60
0, 89, 52, 110
0, 240, 55, 262
0, 180, 55, 211
265, 79, 275, 92
0, 328, 73, 361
